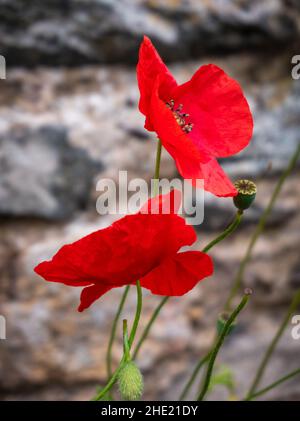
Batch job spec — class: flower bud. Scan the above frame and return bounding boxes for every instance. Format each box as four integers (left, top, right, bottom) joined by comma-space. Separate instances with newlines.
233, 179, 257, 211
216, 312, 236, 337
118, 361, 143, 401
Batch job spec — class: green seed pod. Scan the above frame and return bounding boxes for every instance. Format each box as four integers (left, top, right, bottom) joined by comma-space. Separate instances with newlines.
233, 179, 257, 210
118, 361, 143, 401
216, 312, 236, 337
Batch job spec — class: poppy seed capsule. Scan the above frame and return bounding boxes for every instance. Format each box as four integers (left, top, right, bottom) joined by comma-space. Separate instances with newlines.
233, 179, 257, 210
118, 361, 143, 401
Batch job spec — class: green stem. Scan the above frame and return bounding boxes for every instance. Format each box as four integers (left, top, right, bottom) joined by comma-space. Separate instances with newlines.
134, 212, 243, 367
122, 319, 130, 362
202, 210, 243, 253
129, 280, 143, 348
245, 368, 300, 401
91, 361, 124, 401
178, 212, 243, 400
245, 288, 300, 399
106, 285, 130, 379
179, 352, 210, 400
224, 143, 300, 312
153, 139, 162, 197
197, 291, 251, 401
104, 139, 163, 383
133, 296, 169, 359
92, 281, 143, 401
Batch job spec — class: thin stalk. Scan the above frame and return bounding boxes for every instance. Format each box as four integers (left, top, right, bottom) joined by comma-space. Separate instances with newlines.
245, 367, 300, 401
134, 211, 243, 366
202, 210, 243, 253
122, 319, 130, 362
103, 138, 163, 385
106, 285, 130, 379
197, 291, 251, 401
133, 296, 169, 359
224, 143, 300, 311
129, 280, 143, 348
177, 212, 244, 400
245, 289, 300, 399
92, 281, 143, 401
91, 360, 124, 401
179, 352, 210, 400
153, 139, 162, 197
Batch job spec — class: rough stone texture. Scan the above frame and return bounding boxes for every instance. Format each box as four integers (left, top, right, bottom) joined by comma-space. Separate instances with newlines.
0, 2, 300, 401
0, 182, 299, 400
0, 52, 300, 400
0, 0, 300, 66
0, 125, 102, 220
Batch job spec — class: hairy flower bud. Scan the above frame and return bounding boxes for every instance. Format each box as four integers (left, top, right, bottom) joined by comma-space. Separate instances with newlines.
118, 361, 143, 401
233, 179, 257, 211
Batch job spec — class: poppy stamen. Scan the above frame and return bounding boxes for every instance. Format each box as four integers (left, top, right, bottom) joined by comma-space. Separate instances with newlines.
166, 99, 193, 133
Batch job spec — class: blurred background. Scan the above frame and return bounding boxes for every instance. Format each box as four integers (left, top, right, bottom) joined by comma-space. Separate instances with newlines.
0, 0, 300, 401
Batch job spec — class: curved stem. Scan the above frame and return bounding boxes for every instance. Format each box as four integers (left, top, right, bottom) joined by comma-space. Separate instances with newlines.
245, 288, 300, 399
224, 143, 300, 311
178, 211, 244, 400
129, 280, 143, 348
134, 212, 243, 367
179, 352, 210, 400
245, 367, 300, 401
92, 281, 143, 401
202, 210, 243, 253
106, 286, 130, 379
103, 138, 163, 384
91, 360, 125, 401
197, 292, 251, 401
133, 296, 169, 359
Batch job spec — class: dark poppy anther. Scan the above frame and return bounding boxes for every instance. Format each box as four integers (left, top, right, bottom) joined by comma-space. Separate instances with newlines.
183, 123, 194, 133
166, 99, 193, 133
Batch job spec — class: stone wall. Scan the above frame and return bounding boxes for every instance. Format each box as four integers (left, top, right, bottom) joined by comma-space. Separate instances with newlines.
0, 0, 299, 400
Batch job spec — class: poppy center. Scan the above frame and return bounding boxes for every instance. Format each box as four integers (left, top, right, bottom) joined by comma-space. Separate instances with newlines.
166, 99, 193, 133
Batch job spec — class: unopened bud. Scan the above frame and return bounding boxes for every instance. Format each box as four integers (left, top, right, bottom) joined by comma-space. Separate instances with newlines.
217, 311, 236, 337
118, 361, 143, 401
233, 179, 257, 211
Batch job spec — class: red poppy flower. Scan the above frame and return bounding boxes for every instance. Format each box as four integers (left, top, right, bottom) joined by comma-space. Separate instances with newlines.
34, 192, 213, 312
137, 36, 253, 197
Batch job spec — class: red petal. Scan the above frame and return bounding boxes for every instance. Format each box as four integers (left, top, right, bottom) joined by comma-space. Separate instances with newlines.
78, 283, 113, 312
140, 251, 213, 296
34, 253, 94, 287
137, 36, 177, 130
149, 77, 211, 166
176, 155, 237, 197
174, 64, 253, 158
34, 210, 197, 309
139, 188, 182, 215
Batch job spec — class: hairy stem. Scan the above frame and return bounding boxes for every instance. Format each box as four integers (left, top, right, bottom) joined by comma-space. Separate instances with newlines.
129, 280, 143, 348
92, 281, 143, 401
103, 138, 163, 389
133, 296, 169, 359
178, 212, 243, 399
197, 291, 251, 401
224, 143, 300, 311
202, 210, 243, 253
245, 289, 300, 399
106, 286, 130, 379
245, 367, 300, 401
179, 352, 210, 400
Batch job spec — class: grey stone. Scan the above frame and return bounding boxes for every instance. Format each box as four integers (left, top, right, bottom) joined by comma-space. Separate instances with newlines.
0, 0, 299, 65
0, 125, 102, 219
